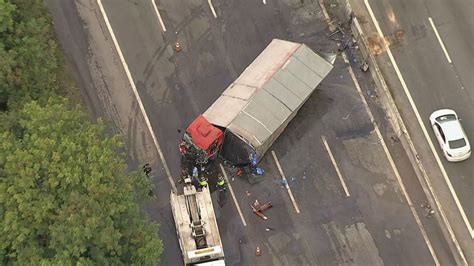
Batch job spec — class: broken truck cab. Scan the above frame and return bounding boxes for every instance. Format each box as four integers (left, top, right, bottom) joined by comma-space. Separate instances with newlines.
180, 115, 224, 164
181, 39, 333, 165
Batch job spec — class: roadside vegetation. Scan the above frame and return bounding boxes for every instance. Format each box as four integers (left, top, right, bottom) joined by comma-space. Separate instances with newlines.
0, 0, 163, 264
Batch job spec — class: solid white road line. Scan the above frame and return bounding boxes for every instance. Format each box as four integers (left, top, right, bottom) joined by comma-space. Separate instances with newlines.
208, 0, 218, 18
343, 53, 440, 265
428, 17, 452, 64
321, 136, 350, 197
97, 0, 176, 191
271, 151, 301, 214
151, 0, 167, 32
364, 0, 474, 240
219, 164, 247, 226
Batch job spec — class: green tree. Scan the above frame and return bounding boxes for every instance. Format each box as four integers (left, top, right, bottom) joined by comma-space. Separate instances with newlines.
0, 98, 163, 265
0, 0, 59, 110
0, 0, 14, 33
0, 0, 15, 107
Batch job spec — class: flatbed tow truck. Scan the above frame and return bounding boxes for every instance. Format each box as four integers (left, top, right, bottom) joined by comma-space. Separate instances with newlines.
170, 177, 225, 265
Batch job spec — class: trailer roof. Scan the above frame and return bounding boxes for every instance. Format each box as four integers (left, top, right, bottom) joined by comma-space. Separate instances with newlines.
203, 39, 333, 158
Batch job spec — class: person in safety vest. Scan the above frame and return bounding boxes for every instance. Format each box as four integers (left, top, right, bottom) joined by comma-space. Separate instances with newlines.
198, 175, 208, 187
216, 174, 226, 191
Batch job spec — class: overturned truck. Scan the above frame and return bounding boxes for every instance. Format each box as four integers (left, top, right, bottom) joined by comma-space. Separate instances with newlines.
180, 39, 333, 164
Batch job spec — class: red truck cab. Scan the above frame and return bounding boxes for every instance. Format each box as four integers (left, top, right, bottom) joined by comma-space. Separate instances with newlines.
179, 115, 224, 164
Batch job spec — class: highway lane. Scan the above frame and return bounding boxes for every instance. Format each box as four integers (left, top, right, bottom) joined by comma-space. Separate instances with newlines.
46, 0, 455, 264
100, 0, 447, 263
427, 0, 474, 104
367, 0, 474, 238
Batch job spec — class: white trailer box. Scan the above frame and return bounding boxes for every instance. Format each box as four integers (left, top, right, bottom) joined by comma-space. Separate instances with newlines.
203, 39, 333, 162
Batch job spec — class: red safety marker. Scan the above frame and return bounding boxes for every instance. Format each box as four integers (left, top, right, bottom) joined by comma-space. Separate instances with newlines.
251, 205, 268, 220
251, 200, 272, 220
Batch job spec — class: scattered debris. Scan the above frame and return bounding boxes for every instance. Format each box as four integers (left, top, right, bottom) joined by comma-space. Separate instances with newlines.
255, 246, 261, 256
251, 200, 273, 220
174, 42, 182, 52
246, 191, 251, 197
425, 209, 435, 218
290, 176, 296, 182
390, 135, 399, 143
274, 179, 288, 187
360, 61, 369, 72
327, 29, 342, 38
302, 175, 307, 180
421, 201, 435, 218
254, 199, 260, 207
253, 167, 265, 175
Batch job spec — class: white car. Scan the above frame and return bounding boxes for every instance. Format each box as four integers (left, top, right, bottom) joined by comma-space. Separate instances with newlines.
430, 109, 471, 162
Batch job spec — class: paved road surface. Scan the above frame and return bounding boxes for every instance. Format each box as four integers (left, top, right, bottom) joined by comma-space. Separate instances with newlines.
352, 0, 474, 262
46, 0, 455, 264
368, 0, 474, 226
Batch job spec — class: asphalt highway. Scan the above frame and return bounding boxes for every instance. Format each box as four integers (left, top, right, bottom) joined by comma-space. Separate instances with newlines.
46, 0, 457, 264
363, 0, 473, 258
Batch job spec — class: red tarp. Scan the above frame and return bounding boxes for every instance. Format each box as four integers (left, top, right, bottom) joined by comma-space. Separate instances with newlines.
186, 115, 223, 150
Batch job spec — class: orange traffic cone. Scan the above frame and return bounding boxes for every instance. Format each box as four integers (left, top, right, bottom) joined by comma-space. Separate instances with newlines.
174, 42, 182, 52
255, 246, 261, 256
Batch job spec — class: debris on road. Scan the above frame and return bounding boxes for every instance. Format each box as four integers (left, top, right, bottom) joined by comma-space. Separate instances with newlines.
360, 61, 369, 72
174, 42, 182, 52
253, 167, 265, 175
274, 179, 288, 187
421, 201, 435, 218
251, 200, 273, 220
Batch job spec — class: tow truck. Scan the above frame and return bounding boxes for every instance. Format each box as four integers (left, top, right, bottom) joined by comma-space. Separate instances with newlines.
170, 177, 225, 265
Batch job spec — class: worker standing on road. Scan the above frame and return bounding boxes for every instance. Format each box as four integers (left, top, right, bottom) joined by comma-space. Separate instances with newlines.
198, 175, 208, 187
216, 174, 226, 191
143, 163, 152, 176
